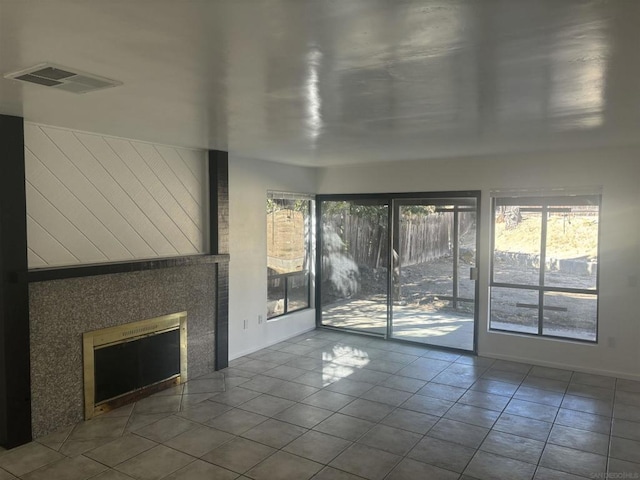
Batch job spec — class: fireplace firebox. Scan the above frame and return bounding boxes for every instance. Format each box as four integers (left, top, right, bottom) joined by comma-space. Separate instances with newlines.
82, 312, 187, 420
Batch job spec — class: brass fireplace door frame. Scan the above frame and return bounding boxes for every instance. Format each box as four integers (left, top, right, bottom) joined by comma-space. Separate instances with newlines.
82, 311, 188, 420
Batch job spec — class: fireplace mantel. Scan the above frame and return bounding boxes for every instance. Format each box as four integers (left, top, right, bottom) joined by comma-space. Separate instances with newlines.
28, 254, 230, 283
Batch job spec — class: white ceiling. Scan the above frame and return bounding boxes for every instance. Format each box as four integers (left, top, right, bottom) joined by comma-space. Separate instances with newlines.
1, 0, 639, 167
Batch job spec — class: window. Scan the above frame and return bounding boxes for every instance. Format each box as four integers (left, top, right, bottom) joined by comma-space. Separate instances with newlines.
490, 195, 600, 342
267, 192, 312, 319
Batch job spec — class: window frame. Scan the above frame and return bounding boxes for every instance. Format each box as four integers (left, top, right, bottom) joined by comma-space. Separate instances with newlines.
489, 194, 601, 343
266, 192, 313, 320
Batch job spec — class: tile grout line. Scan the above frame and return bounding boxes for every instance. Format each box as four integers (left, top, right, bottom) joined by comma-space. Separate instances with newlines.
8, 331, 640, 480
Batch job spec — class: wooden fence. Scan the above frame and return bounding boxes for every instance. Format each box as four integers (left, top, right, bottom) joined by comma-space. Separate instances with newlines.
398, 213, 452, 265
323, 211, 474, 268
267, 210, 306, 274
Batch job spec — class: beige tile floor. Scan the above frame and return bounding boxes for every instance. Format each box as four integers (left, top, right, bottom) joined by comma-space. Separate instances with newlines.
1, 329, 640, 480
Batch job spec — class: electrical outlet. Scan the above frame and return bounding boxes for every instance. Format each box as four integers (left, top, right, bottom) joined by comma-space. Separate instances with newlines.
258, 315, 263, 325
243, 319, 248, 330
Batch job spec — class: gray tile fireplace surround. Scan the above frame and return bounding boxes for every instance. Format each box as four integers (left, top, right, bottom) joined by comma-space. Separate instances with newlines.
28, 264, 217, 439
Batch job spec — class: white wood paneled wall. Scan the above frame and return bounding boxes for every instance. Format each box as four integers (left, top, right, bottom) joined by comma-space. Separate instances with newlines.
24, 123, 208, 268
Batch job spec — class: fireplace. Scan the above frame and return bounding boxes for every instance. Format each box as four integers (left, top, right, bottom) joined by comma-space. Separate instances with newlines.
82, 312, 188, 420
28, 262, 220, 439
0, 131, 229, 447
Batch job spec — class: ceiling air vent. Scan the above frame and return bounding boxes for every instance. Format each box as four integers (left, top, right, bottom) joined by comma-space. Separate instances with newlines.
3, 63, 122, 94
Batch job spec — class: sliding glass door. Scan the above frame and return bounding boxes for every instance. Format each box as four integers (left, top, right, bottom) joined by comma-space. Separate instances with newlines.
318, 192, 479, 352
319, 199, 389, 336
391, 199, 477, 350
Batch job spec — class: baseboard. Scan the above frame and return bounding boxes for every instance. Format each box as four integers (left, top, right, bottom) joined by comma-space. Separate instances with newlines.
484, 352, 640, 382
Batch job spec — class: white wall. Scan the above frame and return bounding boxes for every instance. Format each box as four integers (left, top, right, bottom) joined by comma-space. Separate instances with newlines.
24, 123, 208, 268
228, 156, 317, 359
317, 147, 640, 380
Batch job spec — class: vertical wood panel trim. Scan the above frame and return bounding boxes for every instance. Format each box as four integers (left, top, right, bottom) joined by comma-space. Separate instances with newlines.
0, 114, 32, 448
208, 150, 229, 255
209, 150, 229, 370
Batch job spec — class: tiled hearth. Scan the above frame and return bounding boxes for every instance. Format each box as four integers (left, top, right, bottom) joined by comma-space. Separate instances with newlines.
1, 329, 639, 480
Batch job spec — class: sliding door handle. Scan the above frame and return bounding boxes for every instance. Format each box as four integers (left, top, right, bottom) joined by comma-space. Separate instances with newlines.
469, 267, 478, 281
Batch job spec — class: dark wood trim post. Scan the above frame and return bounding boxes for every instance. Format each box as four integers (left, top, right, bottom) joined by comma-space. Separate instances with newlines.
0, 115, 32, 448
209, 150, 229, 370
